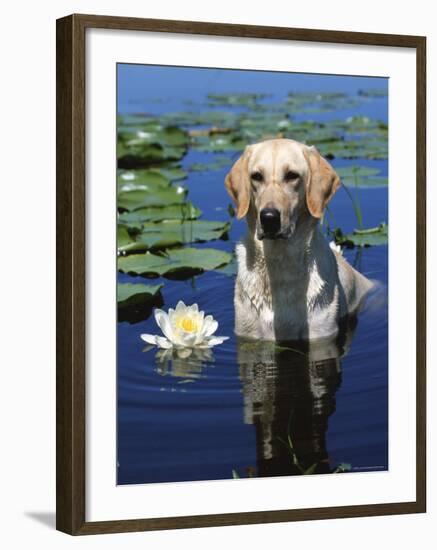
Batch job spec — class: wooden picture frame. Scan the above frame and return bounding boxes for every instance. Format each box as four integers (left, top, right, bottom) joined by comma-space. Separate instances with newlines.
56, 13, 426, 535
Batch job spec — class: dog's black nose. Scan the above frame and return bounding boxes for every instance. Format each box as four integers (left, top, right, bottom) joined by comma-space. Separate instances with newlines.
260, 207, 281, 235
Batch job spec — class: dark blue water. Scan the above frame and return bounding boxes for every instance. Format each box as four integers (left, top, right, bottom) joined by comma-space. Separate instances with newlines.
117, 65, 388, 484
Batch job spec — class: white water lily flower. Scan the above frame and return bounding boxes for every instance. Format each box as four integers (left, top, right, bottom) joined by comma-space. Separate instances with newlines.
141, 301, 229, 349
329, 241, 343, 255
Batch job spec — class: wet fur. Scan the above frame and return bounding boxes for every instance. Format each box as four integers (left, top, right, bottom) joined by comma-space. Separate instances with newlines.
226, 139, 373, 341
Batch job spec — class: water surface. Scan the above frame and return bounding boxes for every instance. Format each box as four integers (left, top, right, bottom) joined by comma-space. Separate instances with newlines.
117, 66, 388, 484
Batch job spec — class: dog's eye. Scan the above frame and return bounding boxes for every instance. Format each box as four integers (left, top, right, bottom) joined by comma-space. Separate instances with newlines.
284, 170, 300, 182
251, 171, 264, 182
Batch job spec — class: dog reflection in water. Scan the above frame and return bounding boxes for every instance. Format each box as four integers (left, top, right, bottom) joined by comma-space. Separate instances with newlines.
150, 321, 356, 477
238, 322, 356, 477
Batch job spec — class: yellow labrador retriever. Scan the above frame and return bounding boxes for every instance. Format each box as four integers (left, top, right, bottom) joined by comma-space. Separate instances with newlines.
225, 138, 373, 342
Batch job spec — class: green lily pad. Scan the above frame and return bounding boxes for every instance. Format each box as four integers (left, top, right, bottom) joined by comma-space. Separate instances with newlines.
336, 166, 387, 187
334, 223, 388, 247
162, 110, 238, 128
117, 123, 189, 167
207, 92, 270, 106
336, 166, 381, 178
357, 176, 388, 187
342, 176, 388, 188
358, 88, 388, 98
118, 187, 187, 211
118, 220, 231, 253
119, 123, 188, 146
117, 282, 164, 323
117, 225, 134, 248
189, 156, 233, 172
192, 133, 247, 153
118, 247, 232, 277
117, 282, 163, 307
288, 92, 347, 102
151, 166, 187, 182
215, 256, 238, 276
118, 202, 201, 225
318, 139, 388, 160
117, 169, 171, 192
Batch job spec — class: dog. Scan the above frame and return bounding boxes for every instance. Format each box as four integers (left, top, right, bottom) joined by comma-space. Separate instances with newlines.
225, 138, 373, 342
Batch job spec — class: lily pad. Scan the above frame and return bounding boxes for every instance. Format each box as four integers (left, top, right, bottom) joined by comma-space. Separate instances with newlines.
117, 225, 134, 248
118, 186, 187, 211
151, 166, 187, 182
288, 92, 347, 102
336, 166, 388, 187
118, 220, 231, 253
118, 247, 232, 277
319, 139, 388, 160
342, 176, 388, 188
189, 157, 233, 172
119, 123, 189, 146
117, 123, 189, 167
215, 256, 238, 276
333, 223, 388, 247
358, 88, 388, 98
118, 202, 201, 225
192, 133, 247, 153
117, 282, 164, 323
117, 143, 187, 168
207, 92, 270, 106
162, 110, 238, 128
117, 282, 163, 306
117, 169, 171, 192
336, 166, 381, 178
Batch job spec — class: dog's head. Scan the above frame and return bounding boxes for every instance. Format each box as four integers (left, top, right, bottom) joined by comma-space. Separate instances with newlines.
225, 138, 340, 240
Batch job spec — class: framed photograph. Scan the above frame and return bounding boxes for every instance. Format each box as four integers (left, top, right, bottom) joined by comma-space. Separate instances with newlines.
56, 14, 426, 535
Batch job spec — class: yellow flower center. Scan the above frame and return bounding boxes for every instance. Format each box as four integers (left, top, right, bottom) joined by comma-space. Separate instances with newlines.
177, 317, 198, 333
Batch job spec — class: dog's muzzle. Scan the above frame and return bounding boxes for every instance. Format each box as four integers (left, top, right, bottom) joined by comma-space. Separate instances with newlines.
259, 207, 281, 239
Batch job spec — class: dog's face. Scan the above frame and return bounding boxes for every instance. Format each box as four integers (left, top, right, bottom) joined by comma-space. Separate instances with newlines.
225, 139, 340, 240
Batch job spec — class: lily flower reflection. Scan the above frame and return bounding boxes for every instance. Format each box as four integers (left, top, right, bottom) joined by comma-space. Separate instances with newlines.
151, 346, 215, 380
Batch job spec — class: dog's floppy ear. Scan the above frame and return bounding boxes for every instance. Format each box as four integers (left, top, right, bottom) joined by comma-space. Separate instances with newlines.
303, 146, 340, 219
225, 148, 251, 220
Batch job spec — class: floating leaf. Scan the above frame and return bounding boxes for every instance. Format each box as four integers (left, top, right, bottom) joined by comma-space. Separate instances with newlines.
207, 92, 270, 106
358, 88, 388, 98
319, 139, 388, 160
288, 91, 347, 102
118, 187, 187, 211
118, 220, 230, 253
118, 247, 232, 277
118, 202, 201, 225
151, 166, 187, 182
119, 123, 189, 147
162, 110, 238, 128
117, 282, 164, 324
117, 169, 171, 192
215, 256, 238, 276
117, 225, 134, 249
355, 176, 388, 187
336, 166, 381, 178
189, 156, 233, 172
117, 283, 163, 307
336, 166, 387, 187
192, 133, 247, 153
117, 123, 189, 167
333, 223, 388, 247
